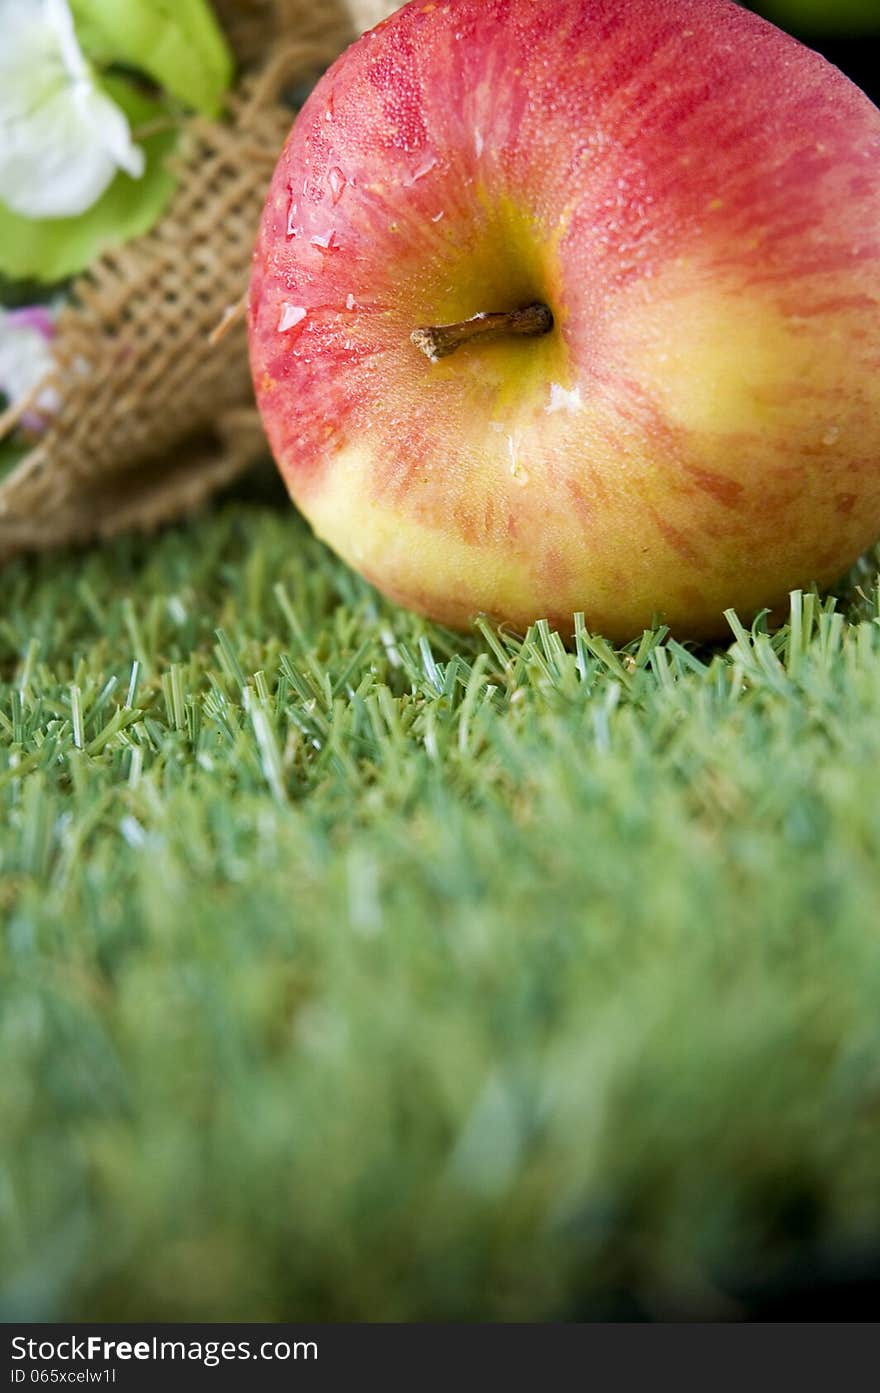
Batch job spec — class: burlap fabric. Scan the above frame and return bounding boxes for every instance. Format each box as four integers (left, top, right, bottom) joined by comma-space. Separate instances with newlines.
0, 0, 400, 565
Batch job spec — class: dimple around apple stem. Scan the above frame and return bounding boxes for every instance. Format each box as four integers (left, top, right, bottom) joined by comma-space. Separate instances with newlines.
410, 302, 554, 363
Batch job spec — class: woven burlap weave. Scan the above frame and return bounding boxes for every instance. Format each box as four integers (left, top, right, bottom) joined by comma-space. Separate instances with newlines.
0, 0, 400, 565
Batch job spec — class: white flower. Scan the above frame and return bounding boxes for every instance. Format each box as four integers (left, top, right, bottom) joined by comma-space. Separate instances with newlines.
0, 306, 60, 431
0, 0, 145, 220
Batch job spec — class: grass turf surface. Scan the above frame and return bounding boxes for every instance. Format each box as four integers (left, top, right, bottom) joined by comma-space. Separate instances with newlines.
2, 489, 880, 1321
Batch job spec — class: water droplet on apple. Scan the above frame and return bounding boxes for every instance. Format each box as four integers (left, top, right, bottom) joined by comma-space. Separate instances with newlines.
408, 155, 438, 184
474, 128, 484, 157
431, 211, 445, 223
507, 433, 529, 486
328, 167, 347, 204
311, 230, 339, 252
286, 196, 302, 238
546, 383, 584, 416
346, 293, 356, 310
278, 303, 307, 333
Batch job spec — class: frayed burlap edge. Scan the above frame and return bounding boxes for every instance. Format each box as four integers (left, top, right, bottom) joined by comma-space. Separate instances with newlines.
0, 0, 400, 566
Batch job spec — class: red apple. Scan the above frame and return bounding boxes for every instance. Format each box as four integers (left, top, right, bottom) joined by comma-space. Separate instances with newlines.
248, 0, 880, 640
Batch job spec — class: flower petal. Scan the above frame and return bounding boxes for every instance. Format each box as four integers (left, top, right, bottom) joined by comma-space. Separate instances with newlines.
46, 0, 90, 84
75, 83, 146, 182
0, 2, 63, 121
0, 305, 59, 430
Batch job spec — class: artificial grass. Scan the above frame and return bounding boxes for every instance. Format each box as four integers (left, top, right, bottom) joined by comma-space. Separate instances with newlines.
2, 491, 880, 1321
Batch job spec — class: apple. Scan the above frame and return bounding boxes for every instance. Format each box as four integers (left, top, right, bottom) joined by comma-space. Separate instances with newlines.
248, 0, 880, 641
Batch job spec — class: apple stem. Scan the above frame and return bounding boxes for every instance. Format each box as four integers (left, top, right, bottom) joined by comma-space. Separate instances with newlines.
411, 301, 554, 362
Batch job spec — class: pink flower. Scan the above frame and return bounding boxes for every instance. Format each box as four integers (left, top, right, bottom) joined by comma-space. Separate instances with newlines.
0, 303, 60, 434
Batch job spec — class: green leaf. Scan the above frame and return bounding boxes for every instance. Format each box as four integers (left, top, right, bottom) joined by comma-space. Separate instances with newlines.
0, 79, 177, 284
71, 0, 234, 117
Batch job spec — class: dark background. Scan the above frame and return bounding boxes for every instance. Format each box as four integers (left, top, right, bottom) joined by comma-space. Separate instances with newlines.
747, 0, 879, 104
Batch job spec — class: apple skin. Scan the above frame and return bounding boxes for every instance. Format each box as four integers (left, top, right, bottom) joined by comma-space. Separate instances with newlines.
248, 0, 880, 641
